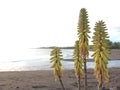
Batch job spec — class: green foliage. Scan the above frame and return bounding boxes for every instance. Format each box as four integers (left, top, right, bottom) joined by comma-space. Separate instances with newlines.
50, 47, 63, 81
110, 42, 120, 49
106, 39, 112, 49
74, 40, 84, 79
77, 8, 90, 57
92, 20, 109, 90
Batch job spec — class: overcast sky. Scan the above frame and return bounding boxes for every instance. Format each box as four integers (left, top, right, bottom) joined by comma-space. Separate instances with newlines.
0, 0, 120, 60
0, 0, 120, 49
0, 0, 120, 61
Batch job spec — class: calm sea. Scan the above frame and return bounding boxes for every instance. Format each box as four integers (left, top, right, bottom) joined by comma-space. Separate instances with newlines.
0, 49, 119, 71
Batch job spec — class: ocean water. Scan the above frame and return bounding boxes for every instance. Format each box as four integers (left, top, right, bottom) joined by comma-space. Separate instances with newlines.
0, 49, 119, 71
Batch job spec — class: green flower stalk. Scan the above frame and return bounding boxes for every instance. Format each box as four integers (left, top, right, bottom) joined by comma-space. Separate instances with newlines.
77, 8, 90, 90
50, 47, 65, 90
74, 40, 83, 90
92, 20, 109, 90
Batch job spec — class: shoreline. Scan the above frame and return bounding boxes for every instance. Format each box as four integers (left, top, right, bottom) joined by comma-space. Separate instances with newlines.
63, 49, 120, 62
0, 68, 119, 90
62, 59, 120, 62
0, 49, 119, 90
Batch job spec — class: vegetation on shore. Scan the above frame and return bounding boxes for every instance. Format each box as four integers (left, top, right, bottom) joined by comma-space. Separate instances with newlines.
39, 41, 120, 50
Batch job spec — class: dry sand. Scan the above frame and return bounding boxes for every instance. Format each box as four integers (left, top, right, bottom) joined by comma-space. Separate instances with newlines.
0, 68, 120, 90
109, 49, 120, 60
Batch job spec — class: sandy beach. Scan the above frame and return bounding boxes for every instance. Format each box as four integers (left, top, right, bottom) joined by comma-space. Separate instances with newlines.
0, 49, 119, 90
109, 49, 120, 60
0, 68, 120, 90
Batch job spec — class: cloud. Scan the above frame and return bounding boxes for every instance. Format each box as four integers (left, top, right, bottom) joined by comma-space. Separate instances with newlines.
114, 27, 120, 32
108, 27, 120, 42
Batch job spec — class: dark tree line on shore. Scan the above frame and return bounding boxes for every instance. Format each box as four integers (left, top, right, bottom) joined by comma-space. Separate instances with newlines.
40, 41, 120, 50
89, 41, 120, 49
107, 40, 120, 49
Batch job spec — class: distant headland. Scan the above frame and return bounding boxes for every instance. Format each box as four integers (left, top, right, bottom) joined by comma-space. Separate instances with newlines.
37, 46, 74, 49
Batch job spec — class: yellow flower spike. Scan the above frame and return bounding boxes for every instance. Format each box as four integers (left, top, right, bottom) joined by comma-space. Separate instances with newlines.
73, 40, 84, 90
92, 20, 109, 90
77, 8, 90, 90
50, 47, 65, 90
